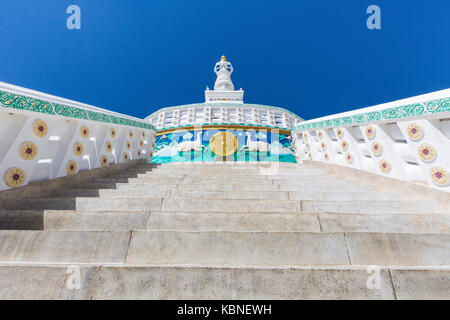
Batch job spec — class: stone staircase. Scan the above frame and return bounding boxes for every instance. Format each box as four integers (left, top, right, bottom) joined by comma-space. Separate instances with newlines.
0, 162, 449, 299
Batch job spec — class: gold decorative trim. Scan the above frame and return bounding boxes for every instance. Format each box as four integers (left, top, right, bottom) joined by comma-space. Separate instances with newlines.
379, 159, 391, 173
365, 126, 376, 140
33, 120, 48, 138
371, 141, 383, 156
209, 131, 238, 156
110, 128, 116, 139
345, 153, 353, 164
66, 160, 77, 175
126, 141, 131, 150
317, 131, 323, 140
320, 142, 326, 151
418, 143, 436, 162
336, 128, 344, 139
19, 142, 38, 160
156, 125, 291, 136
340, 140, 348, 151
407, 123, 424, 141
5, 167, 26, 188
129, 130, 134, 139
105, 141, 112, 152
73, 142, 83, 156
80, 126, 90, 138
123, 153, 129, 161
139, 140, 143, 147
324, 153, 329, 161
430, 166, 449, 186
100, 155, 108, 167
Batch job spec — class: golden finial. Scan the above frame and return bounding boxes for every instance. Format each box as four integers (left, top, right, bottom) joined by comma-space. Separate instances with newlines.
221, 55, 227, 61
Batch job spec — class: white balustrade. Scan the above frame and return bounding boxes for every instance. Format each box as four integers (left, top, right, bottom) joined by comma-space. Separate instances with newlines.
0, 82, 156, 191
292, 89, 450, 192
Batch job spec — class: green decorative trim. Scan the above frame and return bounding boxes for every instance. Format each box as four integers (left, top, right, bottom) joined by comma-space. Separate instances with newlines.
0, 90, 155, 131
146, 102, 304, 121
293, 97, 450, 132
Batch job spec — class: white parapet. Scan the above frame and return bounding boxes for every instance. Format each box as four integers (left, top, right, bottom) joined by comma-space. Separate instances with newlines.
0, 82, 156, 191
292, 89, 450, 192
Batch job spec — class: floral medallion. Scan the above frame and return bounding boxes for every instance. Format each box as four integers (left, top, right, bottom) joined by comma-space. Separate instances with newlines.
100, 155, 109, 167
142, 132, 145, 138
303, 132, 308, 140
340, 140, 349, 151
5, 167, 26, 188
430, 166, 449, 186
345, 153, 353, 164
126, 141, 131, 150
33, 120, 48, 138
80, 126, 90, 138
307, 153, 312, 160
336, 128, 344, 140
123, 153, 129, 161
324, 153, 329, 161
129, 131, 134, 139
139, 140, 143, 147
137, 149, 141, 157
19, 142, 38, 160
379, 159, 391, 173
317, 131, 323, 140
320, 142, 326, 151
407, 123, 424, 141
105, 141, 112, 152
66, 160, 77, 175
365, 126, 376, 140
371, 141, 383, 156
306, 143, 310, 150
417, 143, 436, 162
73, 142, 83, 156
110, 128, 116, 139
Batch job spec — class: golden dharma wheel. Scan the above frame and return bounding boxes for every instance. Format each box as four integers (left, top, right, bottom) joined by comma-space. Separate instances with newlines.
209, 131, 238, 157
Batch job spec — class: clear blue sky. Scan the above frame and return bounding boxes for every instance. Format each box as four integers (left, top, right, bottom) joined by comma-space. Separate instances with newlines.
0, 0, 449, 120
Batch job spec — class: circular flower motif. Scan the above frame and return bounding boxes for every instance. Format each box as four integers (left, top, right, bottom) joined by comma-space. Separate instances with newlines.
105, 141, 112, 152
33, 120, 48, 138
100, 155, 109, 167
345, 153, 353, 164
5, 167, 26, 188
371, 141, 383, 156
407, 123, 424, 141
66, 160, 77, 175
317, 131, 323, 140
430, 166, 449, 186
336, 128, 344, 139
139, 140, 143, 147
129, 131, 134, 139
379, 159, 391, 173
123, 153, 129, 161
308, 153, 312, 160
365, 126, 376, 140
142, 132, 145, 138
324, 153, 329, 161
80, 126, 90, 138
418, 143, 436, 163
306, 143, 310, 150
110, 128, 116, 139
73, 142, 83, 156
321, 142, 326, 151
303, 132, 308, 139
19, 142, 38, 160
340, 140, 349, 151
126, 141, 131, 150
137, 149, 141, 157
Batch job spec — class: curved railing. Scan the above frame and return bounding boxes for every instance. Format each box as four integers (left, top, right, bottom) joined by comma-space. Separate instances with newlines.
292, 89, 450, 192
0, 82, 156, 191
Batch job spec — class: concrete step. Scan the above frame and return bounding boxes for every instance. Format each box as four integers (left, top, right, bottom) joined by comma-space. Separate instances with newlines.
0, 230, 130, 264
125, 231, 450, 266
116, 182, 278, 191
1, 264, 449, 299
160, 198, 300, 213
303, 200, 446, 214
319, 213, 450, 234
51, 189, 100, 197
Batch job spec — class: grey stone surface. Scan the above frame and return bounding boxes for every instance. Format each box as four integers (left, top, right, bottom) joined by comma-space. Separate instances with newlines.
390, 268, 450, 299
346, 233, 450, 266
75, 197, 162, 211
147, 212, 320, 232
92, 266, 395, 300
126, 231, 348, 266
320, 213, 450, 234
0, 231, 130, 263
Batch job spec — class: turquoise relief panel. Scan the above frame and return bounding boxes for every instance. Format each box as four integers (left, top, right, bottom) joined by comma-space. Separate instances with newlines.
152, 128, 296, 164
